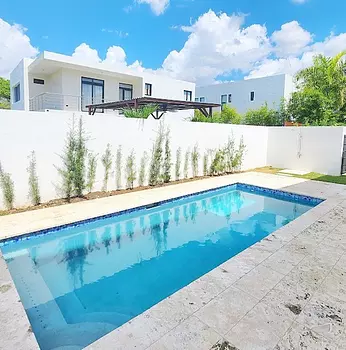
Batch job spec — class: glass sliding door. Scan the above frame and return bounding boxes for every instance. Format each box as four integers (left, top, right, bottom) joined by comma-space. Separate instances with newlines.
81, 77, 104, 112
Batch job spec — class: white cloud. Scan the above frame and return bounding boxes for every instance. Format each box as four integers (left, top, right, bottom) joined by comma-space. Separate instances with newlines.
272, 21, 312, 57
3, 11, 346, 86
72, 43, 101, 65
136, 0, 170, 15
162, 11, 271, 85
0, 18, 38, 78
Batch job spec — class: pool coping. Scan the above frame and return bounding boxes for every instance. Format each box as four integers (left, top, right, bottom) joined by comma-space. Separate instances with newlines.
0, 172, 345, 350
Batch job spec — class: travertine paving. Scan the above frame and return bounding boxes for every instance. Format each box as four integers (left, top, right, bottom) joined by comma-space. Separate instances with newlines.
1, 172, 346, 350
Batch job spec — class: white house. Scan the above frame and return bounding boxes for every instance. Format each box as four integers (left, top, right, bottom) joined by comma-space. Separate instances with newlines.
10, 51, 196, 118
195, 74, 294, 114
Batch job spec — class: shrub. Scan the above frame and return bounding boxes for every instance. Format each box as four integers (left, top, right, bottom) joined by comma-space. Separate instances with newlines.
125, 150, 136, 189
86, 152, 97, 193
184, 149, 190, 179
139, 151, 148, 187
210, 149, 226, 175
224, 135, 235, 173
55, 121, 76, 201
74, 118, 87, 196
115, 146, 122, 190
162, 128, 172, 183
149, 123, 164, 186
243, 103, 283, 126
191, 105, 241, 124
27, 151, 40, 205
191, 143, 200, 177
203, 153, 208, 176
0, 163, 15, 210
221, 105, 242, 124
101, 144, 113, 191
232, 136, 246, 171
122, 104, 158, 119
175, 147, 182, 181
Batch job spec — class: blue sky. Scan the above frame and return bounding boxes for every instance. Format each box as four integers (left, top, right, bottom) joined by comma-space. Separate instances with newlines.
1, 0, 346, 84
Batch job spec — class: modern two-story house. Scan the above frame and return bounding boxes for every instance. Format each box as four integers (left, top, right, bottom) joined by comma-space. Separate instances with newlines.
195, 74, 294, 114
10, 51, 196, 118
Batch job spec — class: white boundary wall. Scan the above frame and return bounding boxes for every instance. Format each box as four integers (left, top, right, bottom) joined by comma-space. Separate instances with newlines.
0, 110, 345, 210
267, 127, 346, 176
0, 110, 268, 209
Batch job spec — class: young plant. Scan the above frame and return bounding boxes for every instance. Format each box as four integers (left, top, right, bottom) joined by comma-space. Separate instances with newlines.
203, 153, 208, 176
232, 137, 246, 172
0, 162, 15, 210
86, 152, 97, 193
210, 149, 226, 176
184, 149, 190, 179
55, 120, 76, 201
74, 118, 87, 196
149, 122, 165, 186
115, 145, 122, 190
175, 147, 182, 181
27, 151, 40, 205
139, 151, 148, 187
101, 144, 113, 191
224, 135, 235, 173
162, 128, 172, 183
125, 150, 136, 189
191, 143, 200, 178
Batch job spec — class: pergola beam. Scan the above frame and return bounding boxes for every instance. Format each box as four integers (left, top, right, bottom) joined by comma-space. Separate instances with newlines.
87, 97, 220, 116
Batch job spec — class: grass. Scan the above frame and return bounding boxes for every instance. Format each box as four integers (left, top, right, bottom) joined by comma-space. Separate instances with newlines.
254, 166, 346, 185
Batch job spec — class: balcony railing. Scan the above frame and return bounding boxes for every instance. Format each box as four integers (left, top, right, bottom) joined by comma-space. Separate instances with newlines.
29, 93, 116, 113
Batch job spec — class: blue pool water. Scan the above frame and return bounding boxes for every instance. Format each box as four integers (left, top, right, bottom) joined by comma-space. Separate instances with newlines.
1, 184, 321, 350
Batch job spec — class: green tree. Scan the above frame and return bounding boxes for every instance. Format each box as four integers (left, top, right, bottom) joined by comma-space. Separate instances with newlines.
286, 51, 346, 125
243, 103, 283, 126
0, 78, 10, 109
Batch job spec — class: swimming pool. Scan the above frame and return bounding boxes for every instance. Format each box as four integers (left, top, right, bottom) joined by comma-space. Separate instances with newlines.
0, 183, 322, 350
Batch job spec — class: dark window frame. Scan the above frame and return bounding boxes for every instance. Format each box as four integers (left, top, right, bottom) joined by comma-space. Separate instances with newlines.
119, 83, 133, 101
184, 90, 192, 102
33, 78, 45, 85
228, 94, 232, 103
81, 76, 105, 112
200, 97, 206, 103
145, 83, 152, 96
250, 91, 255, 101
13, 84, 20, 103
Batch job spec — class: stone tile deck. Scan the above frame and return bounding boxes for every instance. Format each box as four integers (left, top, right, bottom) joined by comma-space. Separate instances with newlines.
1, 172, 346, 350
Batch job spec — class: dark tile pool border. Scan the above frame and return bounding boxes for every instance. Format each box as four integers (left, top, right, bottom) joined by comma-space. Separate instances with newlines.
0, 183, 324, 246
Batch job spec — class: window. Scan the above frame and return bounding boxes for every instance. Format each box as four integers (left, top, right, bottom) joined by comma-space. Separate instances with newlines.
228, 94, 232, 103
221, 94, 227, 110
184, 90, 192, 102
145, 83, 152, 96
119, 83, 133, 101
33, 78, 44, 85
13, 84, 20, 103
195, 97, 199, 102
200, 97, 205, 103
250, 91, 255, 101
81, 77, 104, 112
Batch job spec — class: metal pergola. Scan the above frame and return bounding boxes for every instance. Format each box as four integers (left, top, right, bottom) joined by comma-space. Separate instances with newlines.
87, 97, 220, 119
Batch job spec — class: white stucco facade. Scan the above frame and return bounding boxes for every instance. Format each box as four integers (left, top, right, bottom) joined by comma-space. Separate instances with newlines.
10, 51, 195, 118
196, 74, 294, 114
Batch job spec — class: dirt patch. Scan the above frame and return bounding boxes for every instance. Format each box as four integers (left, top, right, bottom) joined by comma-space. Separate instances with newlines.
285, 303, 302, 315
0, 174, 238, 217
